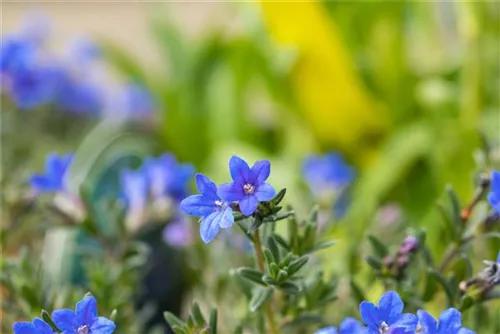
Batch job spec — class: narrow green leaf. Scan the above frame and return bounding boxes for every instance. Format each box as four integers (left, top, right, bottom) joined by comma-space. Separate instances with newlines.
209, 309, 217, 334
273, 233, 291, 251
164, 311, 185, 328
41, 310, 58, 332
267, 236, 280, 263
367, 235, 389, 258
428, 269, 455, 307
350, 279, 366, 305
365, 256, 383, 270
278, 280, 300, 294
287, 256, 309, 277
249, 287, 274, 312
237, 268, 266, 286
270, 188, 287, 205
189, 301, 205, 327
309, 240, 337, 253
276, 270, 288, 284
263, 248, 276, 268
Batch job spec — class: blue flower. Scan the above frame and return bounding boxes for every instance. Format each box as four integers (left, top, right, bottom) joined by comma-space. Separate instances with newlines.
315, 318, 367, 334
417, 308, 475, 334
218, 156, 276, 216
9, 63, 62, 110
359, 291, 417, 334
120, 168, 148, 229
163, 219, 192, 247
487, 171, 500, 214
117, 84, 156, 119
180, 174, 234, 243
13, 317, 55, 334
56, 74, 102, 116
52, 295, 115, 334
144, 154, 194, 201
30, 152, 73, 194
1, 36, 34, 73
302, 152, 355, 194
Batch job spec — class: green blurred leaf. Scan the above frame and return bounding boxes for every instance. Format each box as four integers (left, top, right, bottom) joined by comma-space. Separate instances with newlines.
249, 287, 274, 312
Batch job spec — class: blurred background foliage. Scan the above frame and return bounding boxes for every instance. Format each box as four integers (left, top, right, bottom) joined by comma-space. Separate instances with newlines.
2, 1, 499, 333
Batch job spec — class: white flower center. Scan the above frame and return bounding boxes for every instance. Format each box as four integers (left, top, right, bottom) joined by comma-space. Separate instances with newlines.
243, 183, 255, 195
215, 200, 224, 207
77, 325, 89, 334
379, 322, 389, 333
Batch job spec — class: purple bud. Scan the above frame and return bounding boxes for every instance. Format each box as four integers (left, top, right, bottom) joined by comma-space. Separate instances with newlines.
399, 235, 419, 254
396, 255, 410, 268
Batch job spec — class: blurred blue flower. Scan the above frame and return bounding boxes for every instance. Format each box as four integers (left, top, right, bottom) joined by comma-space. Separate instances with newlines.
417, 308, 474, 334
56, 74, 103, 116
163, 219, 192, 247
0, 36, 34, 74
30, 152, 73, 194
315, 318, 367, 334
359, 291, 417, 334
117, 84, 156, 119
218, 156, 276, 216
9, 62, 62, 110
180, 174, 234, 243
13, 317, 55, 334
52, 295, 115, 334
487, 170, 500, 214
302, 152, 355, 199
144, 153, 194, 201
121, 168, 148, 219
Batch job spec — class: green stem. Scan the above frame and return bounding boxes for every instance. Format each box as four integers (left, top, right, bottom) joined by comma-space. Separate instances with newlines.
253, 229, 278, 334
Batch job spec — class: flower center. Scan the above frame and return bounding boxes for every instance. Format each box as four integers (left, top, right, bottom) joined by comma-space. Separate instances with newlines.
77, 325, 89, 334
379, 322, 389, 333
243, 183, 255, 195
215, 200, 224, 207
416, 324, 423, 333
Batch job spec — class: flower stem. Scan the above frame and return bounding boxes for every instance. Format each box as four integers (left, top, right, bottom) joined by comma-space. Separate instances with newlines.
253, 229, 278, 334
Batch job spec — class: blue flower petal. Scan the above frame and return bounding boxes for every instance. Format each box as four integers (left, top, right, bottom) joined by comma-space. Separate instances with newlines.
30, 174, 54, 192
249, 160, 271, 185
121, 169, 148, 211
437, 308, 462, 334
76, 296, 97, 326
180, 194, 217, 217
200, 211, 222, 243
491, 171, 500, 193
392, 313, 417, 332
339, 317, 366, 333
487, 192, 500, 214
239, 195, 258, 216
417, 310, 437, 334
218, 182, 245, 202
497, 251, 500, 264
90, 316, 116, 334
218, 205, 234, 228
457, 328, 475, 334
378, 291, 404, 325
254, 183, 276, 202
229, 156, 250, 184
33, 318, 54, 334
359, 301, 379, 330
52, 309, 79, 330
195, 174, 218, 198
315, 326, 338, 334
13, 322, 37, 334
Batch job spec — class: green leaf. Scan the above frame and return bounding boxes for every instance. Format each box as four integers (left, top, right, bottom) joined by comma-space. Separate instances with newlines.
164, 311, 185, 328
428, 269, 455, 307
273, 233, 291, 251
262, 275, 277, 285
189, 301, 206, 327
309, 240, 337, 253
367, 235, 389, 258
365, 256, 383, 270
263, 211, 295, 223
41, 310, 58, 332
276, 270, 288, 284
249, 287, 274, 312
263, 248, 276, 268
287, 256, 309, 277
282, 313, 324, 328
237, 268, 266, 286
267, 236, 280, 263
446, 185, 463, 228
278, 280, 300, 294
209, 309, 217, 334
270, 188, 287, 205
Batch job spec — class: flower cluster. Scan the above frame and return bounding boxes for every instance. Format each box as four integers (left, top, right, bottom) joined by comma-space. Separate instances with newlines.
29, 151, 194, 245
180, 155, 276, 243
1, 14, 155, 119
316, 291, 474, 334
13, 295, 115, 334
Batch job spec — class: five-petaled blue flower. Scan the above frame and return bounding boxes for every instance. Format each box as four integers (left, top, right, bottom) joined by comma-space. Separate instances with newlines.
487, 170, 500, 214
180, 174, 234, 243
417, 308, 475, 334
30, 152, 73, 194
360, 291, 417, 334
51, 295, 115, 334
218, 156, 276, 216
13, 317, 55, 334
315, 317, 367, 334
